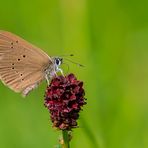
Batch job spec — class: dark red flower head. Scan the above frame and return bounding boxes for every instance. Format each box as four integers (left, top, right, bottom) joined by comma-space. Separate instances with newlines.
44, 73, 86, 130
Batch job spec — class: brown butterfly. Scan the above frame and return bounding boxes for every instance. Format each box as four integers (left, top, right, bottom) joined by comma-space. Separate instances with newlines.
0, 30, 63, 96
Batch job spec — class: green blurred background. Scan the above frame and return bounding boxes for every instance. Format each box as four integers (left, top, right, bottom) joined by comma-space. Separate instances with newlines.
0, 0, 148, 148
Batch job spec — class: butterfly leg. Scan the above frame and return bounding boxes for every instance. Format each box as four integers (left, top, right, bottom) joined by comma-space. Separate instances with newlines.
58, 68, 64, 76
45, 74, 50, 85
56, 67, 64, 76
45, 67, 64, 85
45, 71, 58, 85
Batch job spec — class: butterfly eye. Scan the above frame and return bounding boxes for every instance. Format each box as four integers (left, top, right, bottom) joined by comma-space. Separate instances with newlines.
56, 59, 60, 65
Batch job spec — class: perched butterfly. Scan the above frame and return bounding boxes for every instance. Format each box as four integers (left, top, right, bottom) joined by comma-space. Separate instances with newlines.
0, 31, 64, 96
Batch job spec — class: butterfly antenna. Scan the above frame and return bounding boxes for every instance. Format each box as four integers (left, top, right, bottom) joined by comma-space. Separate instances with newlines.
59, 54, 74, 57
64, 58, 84, 67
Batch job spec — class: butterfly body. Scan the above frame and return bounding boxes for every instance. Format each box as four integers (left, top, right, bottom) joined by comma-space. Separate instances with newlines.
0, 31, 63, 96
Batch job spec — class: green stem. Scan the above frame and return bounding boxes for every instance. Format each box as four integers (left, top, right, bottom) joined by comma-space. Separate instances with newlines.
62, 130, 70, 148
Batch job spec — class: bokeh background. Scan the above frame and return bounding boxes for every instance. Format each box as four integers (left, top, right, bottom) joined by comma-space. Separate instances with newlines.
0, 0, 148, 148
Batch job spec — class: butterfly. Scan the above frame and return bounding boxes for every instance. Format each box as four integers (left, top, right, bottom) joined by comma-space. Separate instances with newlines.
0, 30, 63, 96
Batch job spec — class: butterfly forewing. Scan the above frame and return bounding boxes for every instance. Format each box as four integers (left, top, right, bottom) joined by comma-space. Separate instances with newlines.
0, 31, 52, 95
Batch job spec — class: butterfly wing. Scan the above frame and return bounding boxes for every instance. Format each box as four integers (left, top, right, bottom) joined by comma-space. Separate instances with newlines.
0, 31, 52, 95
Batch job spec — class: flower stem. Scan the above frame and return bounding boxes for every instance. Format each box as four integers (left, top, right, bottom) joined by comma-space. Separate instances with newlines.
62, 130, 70, 148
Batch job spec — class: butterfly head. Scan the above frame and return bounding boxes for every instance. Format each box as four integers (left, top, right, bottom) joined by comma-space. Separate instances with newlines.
54, 57, 63, 67
46, 55, 84, 84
